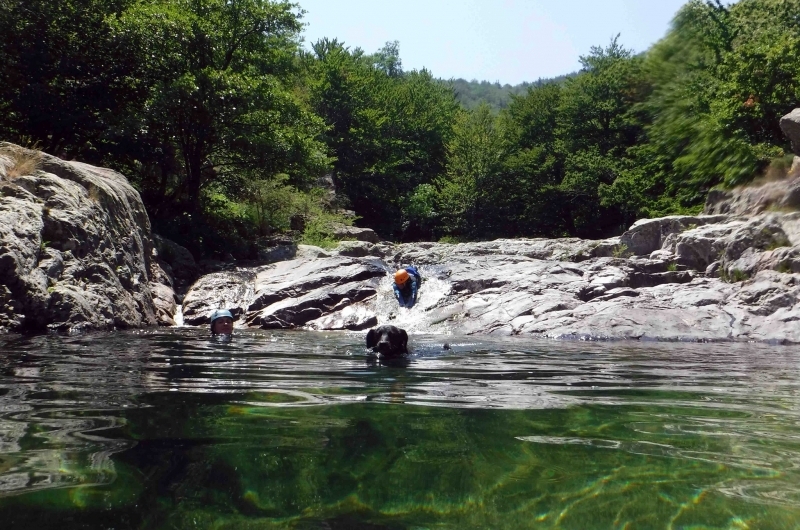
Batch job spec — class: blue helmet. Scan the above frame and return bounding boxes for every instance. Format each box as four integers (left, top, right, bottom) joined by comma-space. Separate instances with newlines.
210, 309, 233, 324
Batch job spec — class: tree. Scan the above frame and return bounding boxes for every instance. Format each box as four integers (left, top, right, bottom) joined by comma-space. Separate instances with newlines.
627, 0, 796, 213
0, 0, 139, 157
116, 0, 328, 214
306, 40, 458, 239
435, 104, 504, 238
372, 40, 403, 78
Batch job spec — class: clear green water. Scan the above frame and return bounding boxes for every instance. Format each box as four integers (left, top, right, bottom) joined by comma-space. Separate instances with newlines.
1, 330, 799, 529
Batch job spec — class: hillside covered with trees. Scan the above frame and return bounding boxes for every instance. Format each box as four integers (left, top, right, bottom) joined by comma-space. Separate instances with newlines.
1, 0, 798, 257
446, 76, 572, 111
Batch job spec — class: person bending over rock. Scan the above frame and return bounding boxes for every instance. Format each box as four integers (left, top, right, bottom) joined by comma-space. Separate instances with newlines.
210, 309, 234, 335
393, 266, 421, 308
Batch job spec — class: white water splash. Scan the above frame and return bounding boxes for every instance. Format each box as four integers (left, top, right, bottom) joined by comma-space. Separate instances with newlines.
173, 304, 185, 327
370, 270, 453, 335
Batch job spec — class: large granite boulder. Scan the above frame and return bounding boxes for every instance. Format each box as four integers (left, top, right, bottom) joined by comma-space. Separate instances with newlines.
780, 108, 800, 155
619, 215, 729, 256
0, 143, 176, 332
329, 224, 381, 243
181, 268, 258, 326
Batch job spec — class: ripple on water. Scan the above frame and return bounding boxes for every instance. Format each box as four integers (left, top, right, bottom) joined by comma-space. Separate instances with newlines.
0, 330, 800, 527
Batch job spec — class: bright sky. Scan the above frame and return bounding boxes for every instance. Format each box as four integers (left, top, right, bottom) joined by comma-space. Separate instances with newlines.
298, 0, 690, 85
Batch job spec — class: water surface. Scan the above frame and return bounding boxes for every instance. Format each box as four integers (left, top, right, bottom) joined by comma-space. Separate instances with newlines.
1, 329, 799, 529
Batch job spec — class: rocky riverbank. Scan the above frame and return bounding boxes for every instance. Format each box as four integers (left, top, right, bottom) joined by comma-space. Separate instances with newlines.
179, 205, 800, 343
6, 121, 800, 342
177, 110, 800, 343
0, 144, 180, 332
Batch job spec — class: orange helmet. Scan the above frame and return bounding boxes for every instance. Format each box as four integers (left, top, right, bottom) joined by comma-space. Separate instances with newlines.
394, 269, 410, 285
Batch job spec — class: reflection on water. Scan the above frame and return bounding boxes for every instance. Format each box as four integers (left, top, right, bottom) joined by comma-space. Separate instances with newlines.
0, 329, 799, 528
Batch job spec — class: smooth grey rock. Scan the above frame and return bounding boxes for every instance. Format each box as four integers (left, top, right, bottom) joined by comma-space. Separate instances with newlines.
181, 268, 258, 326
296, 244, 331, 260
705, 175, 800, 216
305, 304, 377, 331
151, 282, 178, 326
329, 224, 380, 243
592, 287, 639, 302
620, 215, 729, 256
668, 214, 791, 273
706, 261, 722, 278
257, 243, 297, 263
153, 234, 199, 294
334, 240, 375, 257
391, 237, 611, 266
179, 228, 800, 343
780, 108, 800, 155
0, 144, 170, 332
181, 257, 387, 330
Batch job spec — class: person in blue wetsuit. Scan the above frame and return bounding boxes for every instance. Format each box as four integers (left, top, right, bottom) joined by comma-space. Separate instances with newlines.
393, 266, 421, 308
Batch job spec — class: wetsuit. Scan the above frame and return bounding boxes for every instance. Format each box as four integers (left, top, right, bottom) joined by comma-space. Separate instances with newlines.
393, 271, 420, 308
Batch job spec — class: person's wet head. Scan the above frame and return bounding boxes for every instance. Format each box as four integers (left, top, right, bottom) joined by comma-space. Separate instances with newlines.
210, 309, 234, 335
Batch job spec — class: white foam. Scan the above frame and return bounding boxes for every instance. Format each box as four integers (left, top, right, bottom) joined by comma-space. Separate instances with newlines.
370, 271, 453, 334
174, 304, 185, 327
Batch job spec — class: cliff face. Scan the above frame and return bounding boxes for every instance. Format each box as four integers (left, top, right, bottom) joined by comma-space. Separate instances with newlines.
0, 144, 178, 332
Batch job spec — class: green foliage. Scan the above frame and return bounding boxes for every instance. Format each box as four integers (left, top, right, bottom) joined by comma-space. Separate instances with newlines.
612, 244, 631, 259
429, 1, 800, 242
446, 75, 572, 111
0, 0, 337, 258
0, 0, 138, 157
721, 267, 749, 283
627, 0, 800, 210
765, 236, 791, 251
435, 104, 505, 238
667, 262, 678, 272
306, 39, 459, 240
299, 210, 354, 249
432, 37, 649, 241
115, 0, 329, 213
3, 0, 800, 254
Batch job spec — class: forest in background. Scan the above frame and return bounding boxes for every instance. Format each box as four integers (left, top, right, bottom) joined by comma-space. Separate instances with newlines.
1, 0, 798, 258
446, 76, 573, 111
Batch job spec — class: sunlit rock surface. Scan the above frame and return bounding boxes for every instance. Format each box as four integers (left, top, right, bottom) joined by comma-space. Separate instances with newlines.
0, 143, 178, 332
183, 173, 800, 343
9, 142, 800, 343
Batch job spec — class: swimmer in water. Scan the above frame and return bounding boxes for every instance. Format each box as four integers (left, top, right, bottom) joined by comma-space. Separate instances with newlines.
210, 309, 234, 335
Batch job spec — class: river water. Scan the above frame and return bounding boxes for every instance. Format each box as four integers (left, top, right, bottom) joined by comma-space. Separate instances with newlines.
0, 329, 799, 529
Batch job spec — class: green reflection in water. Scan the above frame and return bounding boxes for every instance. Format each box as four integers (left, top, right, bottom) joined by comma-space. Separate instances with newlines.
99, 395, 797, 529
2, 331, 800, 529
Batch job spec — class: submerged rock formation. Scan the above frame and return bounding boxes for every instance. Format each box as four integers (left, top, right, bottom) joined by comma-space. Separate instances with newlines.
0, 143, 180, 332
